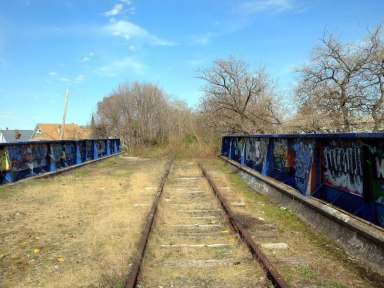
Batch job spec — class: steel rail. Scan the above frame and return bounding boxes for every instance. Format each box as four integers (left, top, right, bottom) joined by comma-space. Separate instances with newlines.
198, 162, 290, 288
124, 159, 173, 288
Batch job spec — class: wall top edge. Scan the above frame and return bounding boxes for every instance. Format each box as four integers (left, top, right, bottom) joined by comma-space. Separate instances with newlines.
0, 138, 121, 147
222, 132, 384, 140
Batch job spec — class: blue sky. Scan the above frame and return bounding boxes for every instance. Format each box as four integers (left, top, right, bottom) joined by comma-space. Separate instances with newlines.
0, 0, 383, 130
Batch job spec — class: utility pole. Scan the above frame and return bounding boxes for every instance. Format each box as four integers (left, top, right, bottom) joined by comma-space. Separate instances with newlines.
60, 88, 70, 140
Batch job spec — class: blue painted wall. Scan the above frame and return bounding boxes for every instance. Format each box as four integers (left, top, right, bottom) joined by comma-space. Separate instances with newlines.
0, 138, 121, 185
221, 133, 384, 228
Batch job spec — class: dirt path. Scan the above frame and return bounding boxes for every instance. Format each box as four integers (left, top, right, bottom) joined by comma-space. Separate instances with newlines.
0, 156, 166, 288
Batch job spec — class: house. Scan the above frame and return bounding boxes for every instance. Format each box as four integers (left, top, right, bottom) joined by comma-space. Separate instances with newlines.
31, 123, 93, 141
0, 129, 34, 143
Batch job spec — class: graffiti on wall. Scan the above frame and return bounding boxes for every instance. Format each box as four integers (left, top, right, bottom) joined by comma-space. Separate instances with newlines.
78, 142, 86, 161
364, 143, 384, 204
321, 140, 363, 195
232, 138, 243, 163
291, 139, 314, 193
273, 139, 289, 172
96, 141, 106, 157
6, 144, 48, 172
0, 148, 8, 172
64, 143, 76, 165
245, 138, 269, 170
32, 144, 48, 168
86, 141, 93, 160
50, 144, 63, 163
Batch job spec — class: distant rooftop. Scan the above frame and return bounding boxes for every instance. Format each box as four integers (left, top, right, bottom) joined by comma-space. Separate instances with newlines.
31, 123, 92, 140
0, 129, 34, 143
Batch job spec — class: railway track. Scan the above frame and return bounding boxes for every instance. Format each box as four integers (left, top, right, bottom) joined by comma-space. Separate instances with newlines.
125, 160, 288, 288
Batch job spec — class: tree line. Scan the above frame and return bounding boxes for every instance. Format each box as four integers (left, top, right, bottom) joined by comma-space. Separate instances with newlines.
92, 25, 384, 150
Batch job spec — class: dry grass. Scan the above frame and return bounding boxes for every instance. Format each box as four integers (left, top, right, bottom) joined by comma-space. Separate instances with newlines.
0, 156, 167, 288
201, 159, 383, 288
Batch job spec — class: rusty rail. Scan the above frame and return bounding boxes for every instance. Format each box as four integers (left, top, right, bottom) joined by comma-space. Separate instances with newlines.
124, 160, 173, 288
198, 162, 290, 288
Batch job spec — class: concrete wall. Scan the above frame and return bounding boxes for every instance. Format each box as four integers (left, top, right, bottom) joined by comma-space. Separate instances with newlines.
222, 133, 384, 228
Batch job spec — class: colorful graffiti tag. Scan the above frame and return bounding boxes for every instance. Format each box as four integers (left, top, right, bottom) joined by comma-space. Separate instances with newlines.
245, 138, 269, 171
291, 139, 314, 193
96, 141, 106, 157
64, 143, 76, 165
365, 143, 384, 205
0, 148, 7, 172
86, 141, 94, 160
7, 145, 33, 172
232, 138, 243, 163
321, 140, 363, 195
273, 139, 289, 172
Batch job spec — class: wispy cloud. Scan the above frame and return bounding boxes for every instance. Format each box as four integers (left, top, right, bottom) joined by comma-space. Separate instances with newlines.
104, 20, 175, 46
240, 0, 295, 14
75, 74, 85, 83
104, 4, 123, 17
190, 33, 216, 46
48, 71, 85, 83
96, 57, 144, 76
81, 52, 94, 62
103, 1, 135, 18
185, 58, 206, 68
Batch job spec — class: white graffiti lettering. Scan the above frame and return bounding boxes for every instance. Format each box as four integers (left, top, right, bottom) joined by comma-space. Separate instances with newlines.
375, 157, 384, 179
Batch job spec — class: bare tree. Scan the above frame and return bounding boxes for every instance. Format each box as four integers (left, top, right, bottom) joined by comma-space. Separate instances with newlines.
198, 56, 281, 135
93, 82, 169, 151
295, 27, 384, 132
361, 26, 384, 131
93, 81, 203, 152
296, 32, 373, 132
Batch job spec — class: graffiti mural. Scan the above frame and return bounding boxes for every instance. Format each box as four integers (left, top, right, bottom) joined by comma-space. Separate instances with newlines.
50, 144, 63, 163
64, 143, 76, 165
0, 148, 8, 172
373, 155, 384, 204
321, 140, 363, 195
31, 144, 48, 168
0, 138, 121, 186
291, 139, 314, 193
96, 141, 106, 157
273, 139, 289, 172
365, 142, 384, 205
78, 141, 86, 161
86, 141, 94, 160
245, 138, 269, 171
232, 138, 243, 163
7, 145, 33, 171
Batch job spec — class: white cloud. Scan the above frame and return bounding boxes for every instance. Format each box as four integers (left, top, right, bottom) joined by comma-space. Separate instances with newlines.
240, 0, 294, 14
191, 33, 216, 46
48, 71, 85, 83
75, 74, 85, 83
104, 20, 175, 46
97, 57, 144, 76
81, 52, 94, 62
104, 4, 123, 17
185, 58, 205, 68
59, 77, 69, 82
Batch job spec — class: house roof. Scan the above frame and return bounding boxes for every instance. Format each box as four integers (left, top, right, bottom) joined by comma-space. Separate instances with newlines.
0, 130, 34, 143
31, 123, 92, 140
